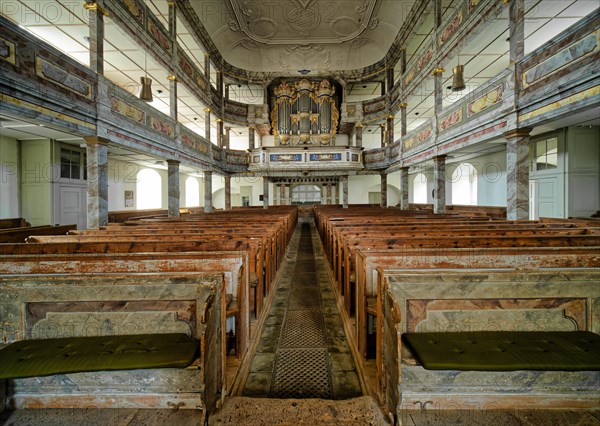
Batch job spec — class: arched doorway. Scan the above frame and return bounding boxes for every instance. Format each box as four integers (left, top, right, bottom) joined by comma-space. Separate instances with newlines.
412, 173, 428, 204
185, 176, 200, 207
451, 162, 478, 205
136, 168, 162, 209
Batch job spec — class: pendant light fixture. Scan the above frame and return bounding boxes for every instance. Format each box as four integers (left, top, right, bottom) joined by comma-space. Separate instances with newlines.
451, 51, 466, 92
139, 0, 153, 101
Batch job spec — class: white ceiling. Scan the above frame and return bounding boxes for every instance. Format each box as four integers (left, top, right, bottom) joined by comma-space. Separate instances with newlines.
1, 0, 598, 157
190, 0, 416, 72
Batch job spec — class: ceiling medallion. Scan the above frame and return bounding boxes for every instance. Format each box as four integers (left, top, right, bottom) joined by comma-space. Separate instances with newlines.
286, 1, 321, 36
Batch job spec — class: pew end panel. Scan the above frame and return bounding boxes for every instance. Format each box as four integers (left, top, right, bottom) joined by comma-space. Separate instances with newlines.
378, 269, 600, 416
0, 273, 226, 416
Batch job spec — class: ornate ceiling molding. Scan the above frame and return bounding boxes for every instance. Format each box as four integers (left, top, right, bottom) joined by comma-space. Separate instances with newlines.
226, 0, 379, 45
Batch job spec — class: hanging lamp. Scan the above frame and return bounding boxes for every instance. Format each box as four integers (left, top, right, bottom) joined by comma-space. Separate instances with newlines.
451, 52, 466, 92
139, 0, 153, 101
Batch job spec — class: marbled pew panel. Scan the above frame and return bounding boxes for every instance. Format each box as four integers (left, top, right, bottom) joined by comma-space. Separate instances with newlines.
378, 269, 600, 414
0, 273, 225, 416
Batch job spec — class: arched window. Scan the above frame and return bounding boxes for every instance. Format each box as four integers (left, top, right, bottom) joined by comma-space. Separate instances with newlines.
136, 168, 162, 209
413, 173, 428, 204
451, 162, 478, 205
291, 185, 321, 204
185, 176, 200, 207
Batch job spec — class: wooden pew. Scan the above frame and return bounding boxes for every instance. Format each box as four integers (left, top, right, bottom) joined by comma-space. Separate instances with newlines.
0, 251, 250, 379
377, 268, 600, 415
355, 246, 600, 362
0, 272, 225, 420
0, 224, 76, 243
0, 218, 28, 229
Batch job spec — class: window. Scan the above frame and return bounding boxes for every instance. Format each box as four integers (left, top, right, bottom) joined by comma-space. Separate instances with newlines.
185, 176, 200, 207
413, 173, 428, 204
136, 168, 162, 209
530, 137, 558, 171
291, 185, 321, 204
451, 162, 478, 205
60, 148, 86, 181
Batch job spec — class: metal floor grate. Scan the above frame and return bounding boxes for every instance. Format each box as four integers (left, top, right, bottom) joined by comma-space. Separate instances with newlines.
280, 309, 326, 347
270, 349, 332, 399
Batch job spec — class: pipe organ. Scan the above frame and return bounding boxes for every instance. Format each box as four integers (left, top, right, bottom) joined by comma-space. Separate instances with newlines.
271, 79, 339, 146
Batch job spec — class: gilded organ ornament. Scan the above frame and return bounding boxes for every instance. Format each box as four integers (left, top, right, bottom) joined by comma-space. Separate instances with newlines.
270, 79, 339, 146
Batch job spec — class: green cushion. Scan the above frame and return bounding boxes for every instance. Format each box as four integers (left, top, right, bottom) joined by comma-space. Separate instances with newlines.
0, 333, 199, 380
401, 331, 600, 371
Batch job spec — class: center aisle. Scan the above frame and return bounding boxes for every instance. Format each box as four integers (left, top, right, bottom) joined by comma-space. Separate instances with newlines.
242, 215, 362, 399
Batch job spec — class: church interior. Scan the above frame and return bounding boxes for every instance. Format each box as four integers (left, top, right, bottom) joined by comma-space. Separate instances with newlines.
0, 0, 599, 424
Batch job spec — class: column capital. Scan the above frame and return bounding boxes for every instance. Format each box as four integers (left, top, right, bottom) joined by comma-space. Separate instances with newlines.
203, 107, 211, 113
354, 123, 364, 128
84, 136, 109, 146
167, 74, 178, 81
400, 166, 410, 171
431, 68, 445, 76
433, 154, 447, 162
249, 124, 255, 129
504, 127, 533, 139
83, 2, 109, 16
399, 103, 408, 108
166, 159, 180, 165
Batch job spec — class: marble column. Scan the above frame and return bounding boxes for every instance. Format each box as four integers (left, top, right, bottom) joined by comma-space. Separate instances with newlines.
433, 155, 447, 214
433, 68, 444, 115
225, 126, 231, 150
386, 67, 394, 93
168, 75, 177, 120
509, 0, 525, 63
248, 126, 255, 149
400, 103, 408, 137
166, 160, 180, 217
84, 136, 108, 228
341, 176, 349, 208
380, 173, 387, 207
224, 175, 231, 210
434, 0, 442, 28
263, 178, 269, 209
387, 115, 394, 146
87, 3, 105, 75
168, 1, 176, 35
331, 184, 337, 205
204, 54, 210, 79
284, 185, 290, 206
505, 128, 532, 220
400, 166, 410, 210
204, 170, 213, 213
279, 184, 286, 206
217, 70, 223, 95
326, 184, 333, 205
380, 123, 386, 147
225, 84, 230, 99
204, 108, 211, 142
355, 124, 363, 148
216, 119, 224, 148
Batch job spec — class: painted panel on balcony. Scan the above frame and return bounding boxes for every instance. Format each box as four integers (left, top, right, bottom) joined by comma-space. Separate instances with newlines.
439, 109, 463, 131
35, 56, 93, 100
0, 37, 16, 65
467, 85, 504, 117
309, 153, 342, 161
111, 96, 146, 123
181, 130, 209, 155
522, 30, 599, 89
270, 153, 303, 162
